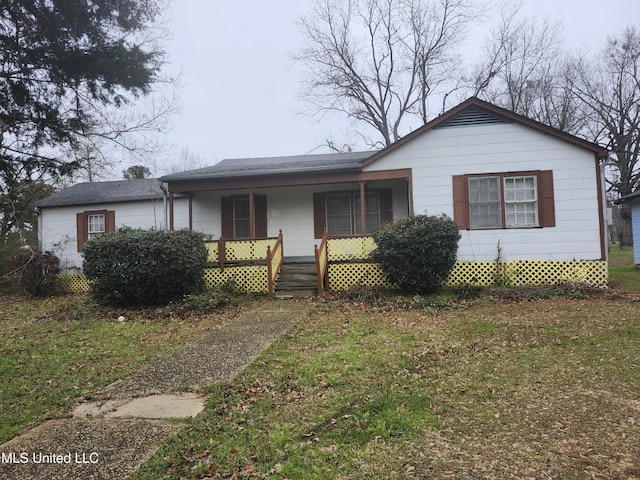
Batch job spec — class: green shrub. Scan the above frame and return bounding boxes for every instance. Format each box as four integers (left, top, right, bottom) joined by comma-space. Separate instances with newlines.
7, 250, 61, 296
372, 214, 461, 294
82, 228, 208, 307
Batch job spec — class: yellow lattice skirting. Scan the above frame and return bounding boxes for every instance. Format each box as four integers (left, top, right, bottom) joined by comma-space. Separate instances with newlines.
327, 260, 608, 291
54, 274, 90, 293
55, 265, 272, 295
55, 259, 608, 294
203, 266, 270, 294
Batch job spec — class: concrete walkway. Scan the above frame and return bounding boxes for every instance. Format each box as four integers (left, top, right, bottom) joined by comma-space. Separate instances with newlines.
0, 301, 307, 480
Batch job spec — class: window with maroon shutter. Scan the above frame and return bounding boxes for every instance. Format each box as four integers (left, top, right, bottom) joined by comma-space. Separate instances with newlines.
452, 171, 555, 230
313, 188, 393, 237
76, 210, 115, 251
220, 194, 267, 239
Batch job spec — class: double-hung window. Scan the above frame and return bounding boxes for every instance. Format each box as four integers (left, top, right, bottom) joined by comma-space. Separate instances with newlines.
77, 210, 115, 251
453, 170, 554, 230
313, 189, 393, 238
87, 214, 106, 239
233, 197, 251, 239
325, 192, 381, 236
468, 176, 501, 229
354, 193, 381, 234
503, 176, 538, 227
220, 194, 268, 239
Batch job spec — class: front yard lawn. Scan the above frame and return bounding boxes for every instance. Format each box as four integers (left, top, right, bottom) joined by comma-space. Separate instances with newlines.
609, 246, 640, 292
0, 294, 237, 444
133, 294, 640, 479
2, 269, 639, 478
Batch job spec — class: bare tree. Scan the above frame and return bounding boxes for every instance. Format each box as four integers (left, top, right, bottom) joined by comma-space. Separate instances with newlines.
164, 146, 207, 175
468, 1, 585, 133
568, 27, 640, 245
294, 0, 476, 148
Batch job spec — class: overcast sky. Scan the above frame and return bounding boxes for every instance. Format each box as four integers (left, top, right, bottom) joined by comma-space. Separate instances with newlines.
157, 0, 640, 171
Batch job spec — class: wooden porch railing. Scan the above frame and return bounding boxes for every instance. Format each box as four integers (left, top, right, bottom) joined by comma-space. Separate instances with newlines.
267, 230, 284, 297
314, 230, 329, 294
206, 235, 280, 270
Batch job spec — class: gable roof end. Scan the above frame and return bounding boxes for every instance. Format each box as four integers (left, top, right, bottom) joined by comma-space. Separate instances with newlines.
362, 97, 609, 167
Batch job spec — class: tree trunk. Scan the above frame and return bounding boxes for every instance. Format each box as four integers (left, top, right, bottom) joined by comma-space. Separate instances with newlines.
619, 203, 634, 246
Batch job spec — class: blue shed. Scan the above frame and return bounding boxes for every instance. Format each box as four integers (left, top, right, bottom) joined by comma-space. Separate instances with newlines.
616, 191, 640, 265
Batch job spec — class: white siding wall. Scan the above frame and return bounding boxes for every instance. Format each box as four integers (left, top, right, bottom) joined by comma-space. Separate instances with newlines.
39, 198, 189, 273
364, 122, 603, 261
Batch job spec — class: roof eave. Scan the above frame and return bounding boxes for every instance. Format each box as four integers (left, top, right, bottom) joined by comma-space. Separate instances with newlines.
161, 164, 363, 183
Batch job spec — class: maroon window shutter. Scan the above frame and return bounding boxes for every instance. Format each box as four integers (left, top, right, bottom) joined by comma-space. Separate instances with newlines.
254, 194, 268, 238
538, 170, 555, 227
452, 175, 469, 229
76, 213, 88, 251
221, 197, 233, 238
379, 189, 393, 224
105, 211, 116, 232
313, 192, 326, 239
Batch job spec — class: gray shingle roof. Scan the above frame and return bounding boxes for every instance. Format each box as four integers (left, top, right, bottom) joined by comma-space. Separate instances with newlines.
33, 178, 165, 208
160, 151, 378, 181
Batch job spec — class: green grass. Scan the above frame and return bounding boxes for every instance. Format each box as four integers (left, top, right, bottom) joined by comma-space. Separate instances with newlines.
0, 294, 235, 443
608, 246, 640, 292
132, 296, 640, 479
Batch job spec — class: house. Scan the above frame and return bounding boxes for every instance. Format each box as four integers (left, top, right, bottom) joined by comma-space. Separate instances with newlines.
33, 178, 189, 273
37, 98, 610, 292
160, 97, 610, 289
614, 191, 640, 265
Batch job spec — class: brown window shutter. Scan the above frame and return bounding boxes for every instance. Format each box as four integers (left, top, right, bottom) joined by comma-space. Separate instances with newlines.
105, 211, 116, 232
254, 194, 268, 238
379, 188, 393, 224
221, 196, 233, 238
313, 192, 326, 239
76, 213, 88, 251
538, 170, 555, 227
452, 175, 470, 229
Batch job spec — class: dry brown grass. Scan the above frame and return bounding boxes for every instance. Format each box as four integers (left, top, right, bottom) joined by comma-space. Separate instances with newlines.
135, 296, 640, 479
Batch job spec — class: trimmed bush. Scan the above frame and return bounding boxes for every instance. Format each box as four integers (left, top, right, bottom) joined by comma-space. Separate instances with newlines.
372, 214, 461, 294
82, 228, 208, 306
7, 250, 61, 296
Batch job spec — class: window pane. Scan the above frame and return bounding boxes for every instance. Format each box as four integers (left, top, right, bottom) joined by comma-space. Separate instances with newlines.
504, 176, 538, 227
234, 198, 250, 238
354, 193, 381, 234
506, 202, 538, 226
468, 177, 501, 229
326, 194, 352, 235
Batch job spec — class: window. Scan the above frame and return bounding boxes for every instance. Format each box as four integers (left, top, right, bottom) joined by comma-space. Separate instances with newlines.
76, 210, 115, 251
504, 176, 538, 227
220, 194, 267, 239
326, 194, 353, 235
468, 176, 501, 229
452, 171, 554, 230
233, 198, 251, 239
313, 190, 391, 238
87, 214, 105, 239
354, 193, 381, 234
324, 192, 381, 235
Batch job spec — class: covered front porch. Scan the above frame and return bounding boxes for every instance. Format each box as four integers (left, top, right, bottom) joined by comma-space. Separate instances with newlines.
163, 165, 413, 261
